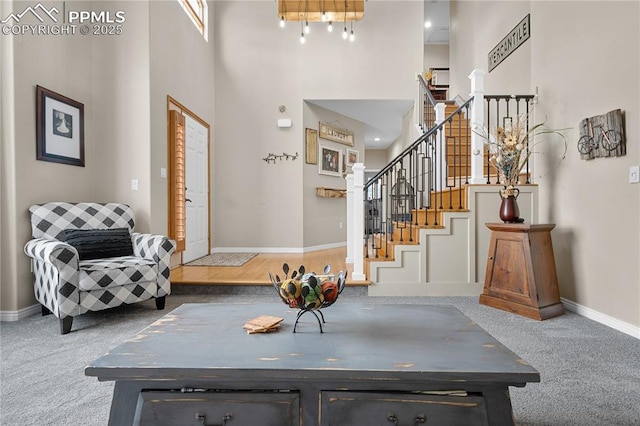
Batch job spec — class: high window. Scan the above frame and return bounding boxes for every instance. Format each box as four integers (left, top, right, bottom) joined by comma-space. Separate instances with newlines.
177, 0, 208, 41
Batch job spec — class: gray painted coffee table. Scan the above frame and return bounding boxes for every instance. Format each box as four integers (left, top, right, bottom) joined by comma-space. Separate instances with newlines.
86, 302, 539, 425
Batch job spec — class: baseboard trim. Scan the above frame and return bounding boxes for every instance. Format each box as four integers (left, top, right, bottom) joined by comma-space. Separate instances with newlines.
212, 242, 346, 254
562, 298, 639, 339
0, 303, 41, 322
212, 247, 303, 254
303, 242, 346, 253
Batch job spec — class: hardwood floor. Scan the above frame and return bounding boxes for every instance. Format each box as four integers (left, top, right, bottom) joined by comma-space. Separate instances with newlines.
170, 247, 370, 286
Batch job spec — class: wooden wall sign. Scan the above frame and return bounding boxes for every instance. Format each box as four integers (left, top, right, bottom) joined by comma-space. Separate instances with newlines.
305, 128, 318, 164
578, 109, 626, 160
319, 121, 354, 146
488, 14, 530, 72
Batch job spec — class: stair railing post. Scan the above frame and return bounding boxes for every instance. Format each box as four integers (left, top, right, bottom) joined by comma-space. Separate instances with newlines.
434, 103, 446, 190
468, 68, 486, 184
345, 174, 354, 264
352, 163, 366, 281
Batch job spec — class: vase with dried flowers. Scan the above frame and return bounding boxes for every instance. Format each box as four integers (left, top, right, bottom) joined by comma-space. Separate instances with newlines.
474, 111, 568, 223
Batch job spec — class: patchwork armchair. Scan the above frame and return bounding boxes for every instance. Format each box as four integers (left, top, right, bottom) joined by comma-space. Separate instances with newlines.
24, 202, 176, 334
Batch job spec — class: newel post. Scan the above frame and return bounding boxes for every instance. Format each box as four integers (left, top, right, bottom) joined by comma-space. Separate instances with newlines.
469, 69, 486, 184
345, 174, 354, 264
351, 163, 366, 281
434, 103, 446, 190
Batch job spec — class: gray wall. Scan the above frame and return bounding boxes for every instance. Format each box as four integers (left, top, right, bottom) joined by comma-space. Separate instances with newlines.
149, 0, 216, 235
1, 0, 215, 313
1, 0, 151, 313
212, 1, 423, 250
302, 102, 365, 249
450, 0, 640, 327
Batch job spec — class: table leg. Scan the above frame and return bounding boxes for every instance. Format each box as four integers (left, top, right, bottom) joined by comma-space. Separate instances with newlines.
483, 386, 515, 425
108, 381, 142, 426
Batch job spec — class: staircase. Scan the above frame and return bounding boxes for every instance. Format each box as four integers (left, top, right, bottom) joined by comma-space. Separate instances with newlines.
348, 71, 539, 297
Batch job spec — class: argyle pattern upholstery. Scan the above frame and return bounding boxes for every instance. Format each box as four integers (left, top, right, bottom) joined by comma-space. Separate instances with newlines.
24, 202, 176, 333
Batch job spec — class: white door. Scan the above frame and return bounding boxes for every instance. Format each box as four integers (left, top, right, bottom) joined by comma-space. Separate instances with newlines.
182, 115, 209, 263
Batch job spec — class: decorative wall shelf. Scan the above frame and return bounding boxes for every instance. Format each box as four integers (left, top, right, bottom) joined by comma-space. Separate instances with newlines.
316, 187, 346, 198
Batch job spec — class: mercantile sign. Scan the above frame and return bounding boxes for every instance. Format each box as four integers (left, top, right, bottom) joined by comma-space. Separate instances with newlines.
488, 14, 530, 72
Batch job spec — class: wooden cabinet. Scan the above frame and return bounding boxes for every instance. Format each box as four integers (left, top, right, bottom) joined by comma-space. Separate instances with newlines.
480, 223, 564, 320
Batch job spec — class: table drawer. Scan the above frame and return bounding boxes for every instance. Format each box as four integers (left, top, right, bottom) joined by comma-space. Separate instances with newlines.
134, 390, 300, 426
321, 391, 489, 426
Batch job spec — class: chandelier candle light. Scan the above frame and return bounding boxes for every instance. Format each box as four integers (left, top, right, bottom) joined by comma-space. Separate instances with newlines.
277, 0, 364, 43
473, 110, 568, 223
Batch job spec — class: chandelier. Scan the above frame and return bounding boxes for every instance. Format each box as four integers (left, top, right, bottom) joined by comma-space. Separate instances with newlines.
277, 1, 366, 43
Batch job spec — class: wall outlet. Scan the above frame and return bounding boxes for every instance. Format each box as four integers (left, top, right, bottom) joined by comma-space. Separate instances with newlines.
160, 167, 167, 179
339, 222, 343, 229
131, 179, 139, 191
630, 166, 640, 184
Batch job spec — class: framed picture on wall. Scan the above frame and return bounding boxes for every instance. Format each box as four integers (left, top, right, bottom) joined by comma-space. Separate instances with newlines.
36, 85, 85, 167
318, 144, 342, 177
305, 128, 318, 164
346, 148, 359, 166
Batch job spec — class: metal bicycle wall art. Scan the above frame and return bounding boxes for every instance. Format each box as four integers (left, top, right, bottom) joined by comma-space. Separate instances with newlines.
577, 109, 626, 160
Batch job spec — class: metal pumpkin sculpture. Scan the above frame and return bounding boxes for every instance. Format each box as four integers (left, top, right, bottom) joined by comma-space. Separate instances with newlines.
269, 263, 347, 333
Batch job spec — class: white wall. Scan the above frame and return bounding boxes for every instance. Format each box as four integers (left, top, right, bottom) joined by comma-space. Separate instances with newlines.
302, 103, 365, 248
450, 0, 640, 327
364, 149, 388, 171
449, 1, 531, 98
212, 1, 423, 250
424, 43, 449, 71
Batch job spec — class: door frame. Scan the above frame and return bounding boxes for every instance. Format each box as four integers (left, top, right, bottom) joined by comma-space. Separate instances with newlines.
167, 95, 211, 264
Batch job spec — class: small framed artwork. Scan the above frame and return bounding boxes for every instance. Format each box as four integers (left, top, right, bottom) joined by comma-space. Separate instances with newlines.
305, 128, 318, 164
36, 85, 85, 167
346, 148, 359, 166
318, 144, 342, 177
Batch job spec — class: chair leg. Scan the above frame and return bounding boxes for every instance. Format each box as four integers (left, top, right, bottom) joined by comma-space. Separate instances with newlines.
42, 305, 52, 316
155, 296, 166, 310
59, 317, 73, 335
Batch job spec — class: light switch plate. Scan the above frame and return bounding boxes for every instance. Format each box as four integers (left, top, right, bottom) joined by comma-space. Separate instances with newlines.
131, 179, 139, 190
630, 166, 640, 184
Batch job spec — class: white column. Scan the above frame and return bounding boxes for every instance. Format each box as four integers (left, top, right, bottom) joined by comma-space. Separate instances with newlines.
434, 103, 446, 189
351, 163, 366, 281
345, 174, 354, 264
468, 69, 486, 184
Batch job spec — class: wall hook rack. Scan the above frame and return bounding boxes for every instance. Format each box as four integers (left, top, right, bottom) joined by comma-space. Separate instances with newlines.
263, 152, 299, 164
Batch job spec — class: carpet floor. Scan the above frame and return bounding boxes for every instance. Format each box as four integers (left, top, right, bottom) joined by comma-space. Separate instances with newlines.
1, 290, 639, 425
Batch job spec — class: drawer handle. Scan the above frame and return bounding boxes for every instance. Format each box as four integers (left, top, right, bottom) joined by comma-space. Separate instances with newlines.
387, 413, 427, 425
195, 412, 233, 426
414, 414, 427, 424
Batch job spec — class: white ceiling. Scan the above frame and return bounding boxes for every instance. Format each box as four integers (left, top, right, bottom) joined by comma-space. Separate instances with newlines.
305, 2, 450, 151
307, 99, 414, 150
424, 0, 450, 44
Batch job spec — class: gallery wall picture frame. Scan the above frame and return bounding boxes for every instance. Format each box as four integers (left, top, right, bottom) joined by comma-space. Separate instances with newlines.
305, 128, 318, 164
318, 144, 342, 177
346, 148, 359, 166
36, 85, 85, 167
319, 121, 354, 146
